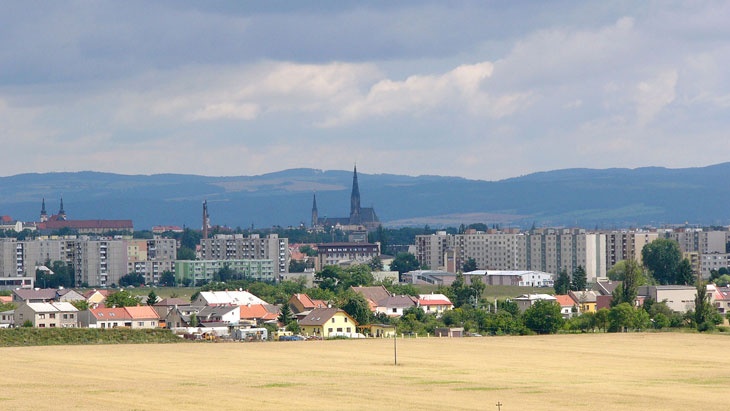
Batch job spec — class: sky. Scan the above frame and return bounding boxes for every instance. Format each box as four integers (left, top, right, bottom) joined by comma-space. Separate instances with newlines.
1, 1, 729, 181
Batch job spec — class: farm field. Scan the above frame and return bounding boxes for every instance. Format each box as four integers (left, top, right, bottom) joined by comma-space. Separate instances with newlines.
1, 332, 728, 410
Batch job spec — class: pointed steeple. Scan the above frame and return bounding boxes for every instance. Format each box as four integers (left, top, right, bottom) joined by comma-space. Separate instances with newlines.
311, 193, 319, 228
350, 164, 361, 224
202, 200, 210, 240
40, 198, 48, 222
58, 197, 66, 220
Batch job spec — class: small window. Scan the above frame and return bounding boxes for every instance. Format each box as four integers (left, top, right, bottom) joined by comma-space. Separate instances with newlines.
331, 318, 335, 323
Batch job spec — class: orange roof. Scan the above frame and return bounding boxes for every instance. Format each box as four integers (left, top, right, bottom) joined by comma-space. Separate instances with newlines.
90, 307, 130, 320
125, 305, 159, 320
90, 305, 159, 320
555, 295, 575, 307
0, 295, 12, 303
418, 299, 452, 306
240, 304, 278, 321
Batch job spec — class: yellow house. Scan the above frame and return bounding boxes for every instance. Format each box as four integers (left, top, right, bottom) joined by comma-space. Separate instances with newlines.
299, 308, 358, 338
569, 290, 598, 313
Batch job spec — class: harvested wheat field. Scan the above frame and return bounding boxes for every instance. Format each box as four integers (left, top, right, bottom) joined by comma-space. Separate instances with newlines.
1, 333, 729, 410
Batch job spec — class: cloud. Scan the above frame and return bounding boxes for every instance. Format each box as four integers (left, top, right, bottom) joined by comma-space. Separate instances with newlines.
635, 70, 678, 126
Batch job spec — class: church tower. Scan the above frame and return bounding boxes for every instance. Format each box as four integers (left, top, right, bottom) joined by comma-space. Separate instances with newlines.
58, 197, 66, 221
311, 193, 319, 228
202, 200, 210, 240
40, 198, 48, 222
349, 165, 361, 224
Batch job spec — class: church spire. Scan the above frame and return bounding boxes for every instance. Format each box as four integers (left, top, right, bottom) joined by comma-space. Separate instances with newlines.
311, 193, 319, 228
58, 197, 66, 220
350, 164, 361, 224
40, 198, 48, 222
202, 200, 210, 240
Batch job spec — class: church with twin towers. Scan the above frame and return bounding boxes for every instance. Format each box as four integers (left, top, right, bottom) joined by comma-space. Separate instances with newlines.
311, 165, 381, 231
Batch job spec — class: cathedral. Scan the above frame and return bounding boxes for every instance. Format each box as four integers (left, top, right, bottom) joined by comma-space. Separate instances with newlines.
311, 166, 380, 231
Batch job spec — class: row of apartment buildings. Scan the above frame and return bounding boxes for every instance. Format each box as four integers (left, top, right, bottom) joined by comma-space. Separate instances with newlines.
414, 228, 730, 282
0, 233, 291, 288
0, 237, 177, 287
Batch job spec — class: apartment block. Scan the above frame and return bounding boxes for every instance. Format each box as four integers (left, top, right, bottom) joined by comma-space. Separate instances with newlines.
175, 259, 275, 285
200, 234, 289, 275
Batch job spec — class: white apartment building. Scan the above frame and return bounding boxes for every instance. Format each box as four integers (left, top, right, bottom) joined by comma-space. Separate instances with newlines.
200, 234, 289, 275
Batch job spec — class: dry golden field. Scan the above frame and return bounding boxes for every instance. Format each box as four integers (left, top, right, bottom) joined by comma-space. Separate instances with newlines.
1, 333, 729, 410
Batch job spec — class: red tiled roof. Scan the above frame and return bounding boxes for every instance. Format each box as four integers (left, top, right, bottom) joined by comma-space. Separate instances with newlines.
240, 304, 279, 321
1, 215, 12, 223
418, 299, 452, 306
554, 295, 575, 307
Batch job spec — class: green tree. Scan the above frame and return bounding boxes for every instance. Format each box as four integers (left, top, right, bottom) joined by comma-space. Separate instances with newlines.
159, 271, 176, 287
315, 266, 344, 292
570, 266, 587, 291
462, 258, 478, 273
694, 280, 715, 331
289, 259, 307, 273
339, 290, 372, 326
277, 303, 295, 327
594, 308, 610, 331
119, 273, 145, 287
189, 312, 199, 327
70, 300, 89, 311
642, 238, 682, 284
611, 259, 642, 307
367, 256, 383, 271
105, 290, 141, 307
299, 245, 317, 257
523, 300, 563, 334
553, 269, 570, 295
608, 303, 636, 332
676, 258, 694, 286
176, 246, 196, 260
147, 290, 158, 306
390, 252, 420, 277
179, 228, 202, 250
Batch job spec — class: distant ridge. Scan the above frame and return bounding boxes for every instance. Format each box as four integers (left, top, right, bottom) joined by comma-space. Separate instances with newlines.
1, 163, 729, 229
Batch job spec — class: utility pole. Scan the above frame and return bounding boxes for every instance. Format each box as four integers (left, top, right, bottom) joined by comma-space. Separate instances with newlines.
393, 329, 398, 366
496, 401, 503, 411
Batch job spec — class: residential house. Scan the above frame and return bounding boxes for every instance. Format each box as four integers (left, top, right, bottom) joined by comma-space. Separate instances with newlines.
713, 286, 730, 314
569, 290, 598, 314
287, 293, 328, 316
0, 310, 14, 327
14, 302, 78, 328
57, 289, 86, 302
513, 294, 557, 313
79, 306, 160, 329
554, 295, 577, 319
196, 305, 241, 326
12, 288, 59, 303
298, 307, 358, 338
417, 293, 453, 316
376, 295, 417, 317
83, 289, 111, 305
152, 298, 191, 322
359, 323, 395, 338
638, 285, 697, 313
239, 304, 279, 326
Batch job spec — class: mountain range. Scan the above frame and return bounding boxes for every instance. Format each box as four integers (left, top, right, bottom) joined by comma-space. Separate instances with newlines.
2, 163, 730, 230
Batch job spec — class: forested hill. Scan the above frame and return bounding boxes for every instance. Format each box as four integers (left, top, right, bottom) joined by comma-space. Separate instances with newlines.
1, 163, 729, 229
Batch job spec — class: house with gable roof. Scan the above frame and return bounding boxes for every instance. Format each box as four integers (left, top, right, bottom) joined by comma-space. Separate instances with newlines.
239, 304, 279, 326
298, 307, 358, 338
376, 295, 417, 317
554, 295, 577, 318
417, 293, 453, 316
14, 302, 78, 328
287, 293, 328, 316
79, 306, 159, 329
569, 290, 598, 314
